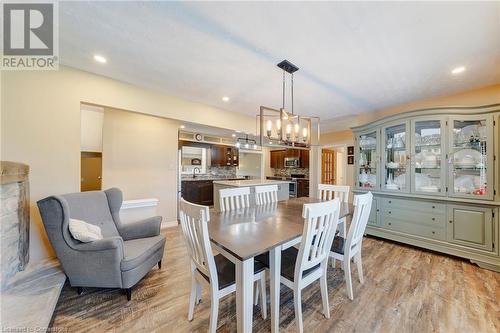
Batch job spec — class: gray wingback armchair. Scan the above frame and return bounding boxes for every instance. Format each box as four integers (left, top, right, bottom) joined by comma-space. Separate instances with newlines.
37, 188, 165, 300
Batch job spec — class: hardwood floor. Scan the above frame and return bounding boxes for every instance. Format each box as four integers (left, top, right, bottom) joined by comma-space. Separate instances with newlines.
50, 227, 500, 333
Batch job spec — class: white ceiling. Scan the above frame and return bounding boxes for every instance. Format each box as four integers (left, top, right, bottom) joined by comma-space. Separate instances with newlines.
60, 2, 500, 132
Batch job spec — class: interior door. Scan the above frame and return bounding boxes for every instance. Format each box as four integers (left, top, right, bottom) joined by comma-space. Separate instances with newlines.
81, 152, 102, 191
321, 149, 335, 184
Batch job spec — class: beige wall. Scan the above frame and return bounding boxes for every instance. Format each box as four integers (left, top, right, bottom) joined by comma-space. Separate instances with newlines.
1, 66, 255, 263
102, 108, 179, 223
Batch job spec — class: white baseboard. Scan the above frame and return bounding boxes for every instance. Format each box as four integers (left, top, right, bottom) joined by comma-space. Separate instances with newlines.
161, 220, 178, 229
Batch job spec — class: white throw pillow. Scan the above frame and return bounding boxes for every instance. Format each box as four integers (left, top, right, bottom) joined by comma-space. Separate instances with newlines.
69, 218, 103, 242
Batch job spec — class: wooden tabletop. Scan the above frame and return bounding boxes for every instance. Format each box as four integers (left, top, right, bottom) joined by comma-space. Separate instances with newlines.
209, 197, 354, 260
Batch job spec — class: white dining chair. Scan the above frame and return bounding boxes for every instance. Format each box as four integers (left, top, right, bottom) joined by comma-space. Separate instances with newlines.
179, 198, 267, 332
219, 187, 251, 212
317, 184, 350, 240
257, 198, 341, 333
255, 184, 278, 205
318, 184, 350, 202
329, 192, 373, 300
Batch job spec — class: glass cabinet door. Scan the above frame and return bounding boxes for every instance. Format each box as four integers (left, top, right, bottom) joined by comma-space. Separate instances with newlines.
449, 115, 494, 199
411, 119, 446, 195
357, 130, 378, 189
382, 122, 410, 192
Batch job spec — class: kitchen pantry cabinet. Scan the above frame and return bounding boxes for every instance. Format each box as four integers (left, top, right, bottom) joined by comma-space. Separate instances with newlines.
353, 104, 500, 271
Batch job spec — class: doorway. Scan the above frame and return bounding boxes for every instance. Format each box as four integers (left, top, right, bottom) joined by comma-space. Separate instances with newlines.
81, 152, 102, 191
321, 149, 336, 184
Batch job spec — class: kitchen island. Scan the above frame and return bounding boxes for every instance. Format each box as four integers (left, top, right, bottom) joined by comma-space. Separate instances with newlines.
213, 179, 290, 210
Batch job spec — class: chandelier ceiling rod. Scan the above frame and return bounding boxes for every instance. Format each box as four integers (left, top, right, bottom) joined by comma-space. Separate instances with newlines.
291, 73, 294, 116
282, 70, 286, 111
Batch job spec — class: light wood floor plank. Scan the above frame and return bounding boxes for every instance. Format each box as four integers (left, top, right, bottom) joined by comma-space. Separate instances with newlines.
49, 227, 500, 332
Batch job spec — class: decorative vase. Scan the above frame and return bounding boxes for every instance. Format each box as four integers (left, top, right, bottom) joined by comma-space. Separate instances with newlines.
359, 170, 368, 184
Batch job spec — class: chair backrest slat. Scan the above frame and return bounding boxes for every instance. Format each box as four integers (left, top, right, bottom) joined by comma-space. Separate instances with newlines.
317, 184, 350, 203
179, 198, 218, 289
255, 185, 279, 205
345, 192, 373, 254
295, 199, 341, 276
219, 187, 251, 212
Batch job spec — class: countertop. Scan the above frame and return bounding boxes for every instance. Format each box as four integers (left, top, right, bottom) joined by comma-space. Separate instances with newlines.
213, 179, 291, 187
267, 176, 310, 181
181, 177, 246, 182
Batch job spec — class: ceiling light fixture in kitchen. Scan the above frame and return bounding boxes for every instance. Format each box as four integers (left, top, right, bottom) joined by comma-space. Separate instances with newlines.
222, 96, 230, 102
258, 60, 319, 148
235, 134, 258, 150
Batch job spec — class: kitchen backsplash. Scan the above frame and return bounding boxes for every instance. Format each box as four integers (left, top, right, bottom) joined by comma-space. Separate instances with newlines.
181, 166, 237, 180
273, 168, 309, 178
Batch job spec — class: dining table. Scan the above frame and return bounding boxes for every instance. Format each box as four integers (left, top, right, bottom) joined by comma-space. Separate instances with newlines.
208, 197, 354, 333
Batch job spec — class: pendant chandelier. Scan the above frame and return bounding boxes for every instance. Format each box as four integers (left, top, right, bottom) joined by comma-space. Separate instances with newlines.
235, 134, 258, 150
258, 60, 319, 148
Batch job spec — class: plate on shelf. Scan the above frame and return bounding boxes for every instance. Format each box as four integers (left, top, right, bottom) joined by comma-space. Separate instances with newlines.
454, 148, 481, 165
394, 173, 406, 189
421, 162, 438, 168
419, 185, 439, 193
415, 173, 432, 188
455, 163, 478, 169
385, 184, 398, 190
454, 175, 481, 193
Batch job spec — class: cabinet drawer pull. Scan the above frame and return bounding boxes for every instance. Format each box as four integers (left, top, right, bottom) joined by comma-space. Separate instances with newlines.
388, 200, 392, 204
449, 220, 453, 223
388, 211, 391, 214
388, 222, 392, 226
432, 206, 436, 209
432, 231, 436, 235
431, 218, 435, 221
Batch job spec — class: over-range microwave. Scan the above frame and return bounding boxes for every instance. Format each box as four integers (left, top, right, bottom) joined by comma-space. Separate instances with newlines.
284, 157, 299, 168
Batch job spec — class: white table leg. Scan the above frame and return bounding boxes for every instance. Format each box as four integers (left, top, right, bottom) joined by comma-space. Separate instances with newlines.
236, 257, 254, 333
269, 245, 282, 333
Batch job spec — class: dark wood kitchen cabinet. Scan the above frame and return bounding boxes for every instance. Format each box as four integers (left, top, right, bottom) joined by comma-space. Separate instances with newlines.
270, 150, 286, 168
300, 150, 309, 168
297, 179, 310, 197
181, 180, 214, 206
211, 145, 239, 167
271, 149, 309, 168
285, 149, 301, 158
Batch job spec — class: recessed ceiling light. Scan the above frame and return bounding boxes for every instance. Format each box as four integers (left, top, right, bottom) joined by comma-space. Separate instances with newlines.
232, 133, 236, 137
451, 66, 466, 75
180, 125, 185, 129
222, 96, 230, 102
94, 54, 107, 63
